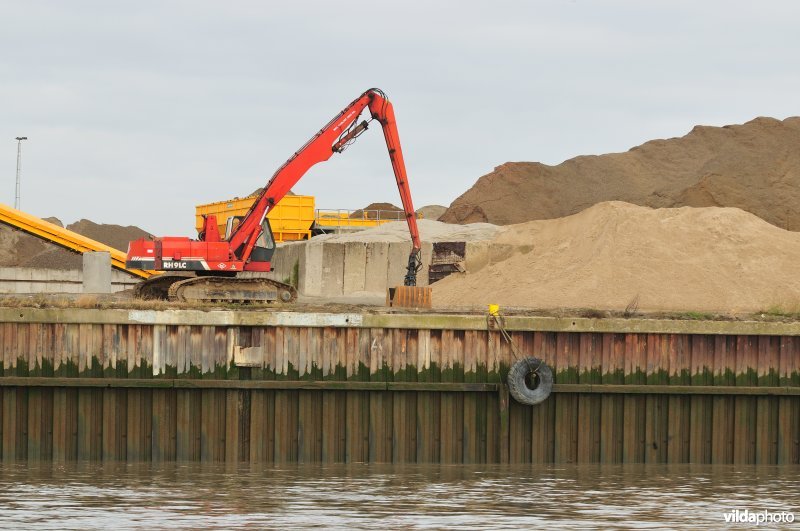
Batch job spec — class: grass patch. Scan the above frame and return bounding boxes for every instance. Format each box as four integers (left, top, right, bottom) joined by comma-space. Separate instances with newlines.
577, 308, 609, 319
0, 294, 293, 312
759, 305, 800, 318
677, 311, 715, 320
282, 259, 300, 288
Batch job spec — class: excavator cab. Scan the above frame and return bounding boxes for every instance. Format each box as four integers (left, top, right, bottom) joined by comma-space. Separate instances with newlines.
250, 218, 276, 264
226, 215, 275, 265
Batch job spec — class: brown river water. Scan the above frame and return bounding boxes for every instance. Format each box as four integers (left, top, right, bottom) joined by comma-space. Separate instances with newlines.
0, 463, 797, 529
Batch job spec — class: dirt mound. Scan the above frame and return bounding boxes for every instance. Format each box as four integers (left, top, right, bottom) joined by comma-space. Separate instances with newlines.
440, 117, 800, 230
416, 205, 447, 220
66, 219, 151, 251
248, 188, 295, 197
350, 202, 403, 220
0, 216, 152, 270
20, 248, 83, 270
0, 225, 49, 267
432, 201, 800, 313
42, 217, 63, 228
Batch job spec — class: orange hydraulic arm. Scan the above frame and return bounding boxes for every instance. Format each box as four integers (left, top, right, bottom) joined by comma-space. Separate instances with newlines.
229, 88, 423, 286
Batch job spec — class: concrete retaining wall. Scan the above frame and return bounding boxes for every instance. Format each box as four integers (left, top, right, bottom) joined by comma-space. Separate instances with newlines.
268, 239, 442, 297
0, 267, 139, 294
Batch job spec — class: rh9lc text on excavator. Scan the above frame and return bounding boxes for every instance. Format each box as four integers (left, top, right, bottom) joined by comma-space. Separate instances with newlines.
127, 88, 426, 305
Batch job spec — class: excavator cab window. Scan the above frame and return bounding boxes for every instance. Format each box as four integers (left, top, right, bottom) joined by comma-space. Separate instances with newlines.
225, 216, 244, 240
250, 218, 276, 263
256, 218, 276, 250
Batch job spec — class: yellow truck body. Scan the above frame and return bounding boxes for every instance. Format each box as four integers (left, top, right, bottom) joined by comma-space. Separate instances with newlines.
196, 195, 406, 243
196, 195, 315, 243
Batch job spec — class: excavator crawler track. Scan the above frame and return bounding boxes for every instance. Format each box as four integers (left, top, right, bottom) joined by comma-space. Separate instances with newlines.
133, 273, 194, 300
167, 276, 297, 303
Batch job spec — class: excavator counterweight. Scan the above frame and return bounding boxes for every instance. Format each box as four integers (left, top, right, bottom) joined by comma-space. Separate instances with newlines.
128, 88, 427, 305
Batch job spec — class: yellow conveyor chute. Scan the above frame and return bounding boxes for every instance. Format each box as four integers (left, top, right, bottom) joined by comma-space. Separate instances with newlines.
0, 203, 154, 279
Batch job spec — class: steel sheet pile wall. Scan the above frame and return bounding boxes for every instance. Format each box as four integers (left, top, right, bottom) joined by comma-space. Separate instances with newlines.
0, 309, 798, 464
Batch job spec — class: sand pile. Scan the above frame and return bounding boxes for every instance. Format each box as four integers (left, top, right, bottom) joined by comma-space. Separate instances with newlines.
432, 201, 800, 313
416, 205, 447, 220
441, 117, 800, 230
311, 218, 500, 244
0, 217, 152, 270
350, 202, 403, 219
352, 202, 449, 221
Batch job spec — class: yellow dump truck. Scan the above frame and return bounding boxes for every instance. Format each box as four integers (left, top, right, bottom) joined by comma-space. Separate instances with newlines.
195, 195, 408, 243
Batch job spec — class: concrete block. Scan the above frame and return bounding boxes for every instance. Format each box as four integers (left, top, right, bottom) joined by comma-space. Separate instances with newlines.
280, 243, 302, 286
300, 242, 324, 296
364, 242, 389, 294
271, 242, 302, 283
418, 241, 433, 286
17, 281, 33, 293
343, 242, 367, 293
320, 242, 346, 297
267, 243, 284, 280
82, 251, 113, 294
386, 242, 412, 289
46, 269, 80, 282
30, 269, 49, 282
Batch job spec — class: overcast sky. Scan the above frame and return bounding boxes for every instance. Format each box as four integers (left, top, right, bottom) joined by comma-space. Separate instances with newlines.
1, 1, 799, 236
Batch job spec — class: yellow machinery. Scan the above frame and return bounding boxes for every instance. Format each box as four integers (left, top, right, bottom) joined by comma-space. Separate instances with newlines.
315, 209, 406, 231
195, 194, 405, 243
196, 195, 315, 242
0, 203, 153, 279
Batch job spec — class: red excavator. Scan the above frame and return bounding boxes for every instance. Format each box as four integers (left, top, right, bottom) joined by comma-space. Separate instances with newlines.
127, 88, 423, 303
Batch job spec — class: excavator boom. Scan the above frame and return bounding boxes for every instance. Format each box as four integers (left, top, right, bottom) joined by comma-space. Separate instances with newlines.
230, 88, 422, 280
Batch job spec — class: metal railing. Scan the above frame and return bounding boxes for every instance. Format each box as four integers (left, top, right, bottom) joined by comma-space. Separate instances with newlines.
314, 209, 407, 227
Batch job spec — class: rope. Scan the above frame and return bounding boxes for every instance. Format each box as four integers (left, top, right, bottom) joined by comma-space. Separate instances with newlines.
488, 310, 542, 375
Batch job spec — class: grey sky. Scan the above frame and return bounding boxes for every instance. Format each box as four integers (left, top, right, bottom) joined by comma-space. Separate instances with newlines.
2, 1, 798, 236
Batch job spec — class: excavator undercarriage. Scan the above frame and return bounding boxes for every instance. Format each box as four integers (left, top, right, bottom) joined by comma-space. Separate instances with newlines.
133, 274, 297, 303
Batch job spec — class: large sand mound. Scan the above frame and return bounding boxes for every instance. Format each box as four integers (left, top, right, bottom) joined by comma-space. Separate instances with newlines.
432, 201, 800, 313
440, 117, 800, 230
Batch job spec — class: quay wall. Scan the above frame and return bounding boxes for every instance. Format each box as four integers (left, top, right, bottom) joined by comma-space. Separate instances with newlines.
0, 308, 798, 464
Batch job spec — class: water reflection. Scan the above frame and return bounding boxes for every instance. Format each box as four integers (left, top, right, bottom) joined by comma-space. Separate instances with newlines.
0, 463, 797, 529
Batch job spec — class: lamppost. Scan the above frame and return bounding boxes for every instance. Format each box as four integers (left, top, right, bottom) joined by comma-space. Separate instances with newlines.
15, 136, 27, 210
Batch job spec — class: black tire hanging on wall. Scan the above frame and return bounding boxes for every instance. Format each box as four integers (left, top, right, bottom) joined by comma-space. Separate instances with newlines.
507, 357, 553, 406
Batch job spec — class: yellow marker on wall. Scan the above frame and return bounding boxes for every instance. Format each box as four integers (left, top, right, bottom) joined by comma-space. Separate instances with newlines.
488, 304, 500, 316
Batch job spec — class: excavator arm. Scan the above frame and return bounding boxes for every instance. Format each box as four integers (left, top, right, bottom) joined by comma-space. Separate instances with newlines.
229, 88, 423, 285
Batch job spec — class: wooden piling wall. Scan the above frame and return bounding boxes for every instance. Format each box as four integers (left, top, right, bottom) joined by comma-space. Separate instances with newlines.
0, 308, 798, 464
